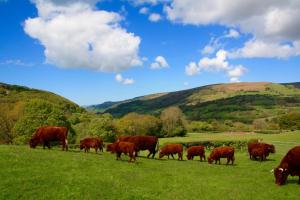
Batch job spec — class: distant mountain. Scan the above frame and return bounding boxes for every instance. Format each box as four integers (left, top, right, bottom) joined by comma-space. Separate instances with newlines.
88, 82, 300, 123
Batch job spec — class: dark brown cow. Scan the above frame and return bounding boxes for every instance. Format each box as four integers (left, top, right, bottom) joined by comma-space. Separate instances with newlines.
250, 147, 265, 161
208, 146, 235, 165
29, 126, 68, 151
248, 142, 275, 160
187, 146, 206, 161
80, 137, 103, 153
273, 146, 300, 185
107, 142, 136, 162
159, 144, 183, 160
117, 136, 158, 158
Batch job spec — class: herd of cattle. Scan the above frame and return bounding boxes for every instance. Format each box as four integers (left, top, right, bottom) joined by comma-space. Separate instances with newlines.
29, 126, 300, 186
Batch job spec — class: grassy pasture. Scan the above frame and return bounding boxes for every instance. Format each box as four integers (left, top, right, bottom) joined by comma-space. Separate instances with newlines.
1, 132, 300, 200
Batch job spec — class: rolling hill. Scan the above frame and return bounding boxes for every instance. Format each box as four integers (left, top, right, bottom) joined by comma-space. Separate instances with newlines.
88, 82, 300, 123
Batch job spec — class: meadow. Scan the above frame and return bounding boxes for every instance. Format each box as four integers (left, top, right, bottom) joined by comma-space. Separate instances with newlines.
1, 132, 300, 200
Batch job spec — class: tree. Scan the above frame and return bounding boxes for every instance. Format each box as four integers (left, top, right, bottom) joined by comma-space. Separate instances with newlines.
115, 113, 162, 137
12, 99, 70, 144
160, 107, 187, 137
278, 112, 300, 130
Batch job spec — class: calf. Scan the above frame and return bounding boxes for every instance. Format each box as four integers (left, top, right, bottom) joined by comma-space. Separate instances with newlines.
159, 144, 183, 160
250, 147, 265, 161
273, 146, 300, 185
248, 142, 275, 160
187, 146, 206, 161
208, 146, 235, 165
80, 137, 103, 153
107, 142, 136, 162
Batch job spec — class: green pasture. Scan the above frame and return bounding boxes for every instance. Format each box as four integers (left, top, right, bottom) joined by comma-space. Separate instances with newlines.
1, 132, 300, 200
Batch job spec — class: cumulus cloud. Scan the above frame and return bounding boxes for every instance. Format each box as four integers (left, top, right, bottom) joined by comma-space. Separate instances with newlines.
186, 50, 247, 82
128, 0, 170, 6
115, 73, 135, 85
225, 29, 240, 38
139, 7, 149, 14
24, 0, 142, 73
165, 0, 300, 58
149, 13, 161, 22
150, 56, 169, 69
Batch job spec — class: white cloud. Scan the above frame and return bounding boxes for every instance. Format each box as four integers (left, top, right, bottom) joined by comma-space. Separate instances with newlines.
225, 29, 240, 38
123, 78, 135, 85
24, 0, 142, 73
115, 73, 135, 85
139, 7, 149, 14
150, 56, 169, 69
199, 50, 229, 71
186, 50, 247, 82
149, 13, 161, 22
165, 0, 300, 58
0, 59, 34, 67
128, 0, 169, 6
185, 62, 200, 76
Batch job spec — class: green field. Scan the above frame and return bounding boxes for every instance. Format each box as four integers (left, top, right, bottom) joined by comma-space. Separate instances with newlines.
1, 132, 300, 200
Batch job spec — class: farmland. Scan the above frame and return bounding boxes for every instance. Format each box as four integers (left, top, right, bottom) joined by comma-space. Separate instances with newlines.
1, 132, 300, 200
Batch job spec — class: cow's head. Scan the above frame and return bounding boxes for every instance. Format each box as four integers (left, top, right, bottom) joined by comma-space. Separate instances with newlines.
158, 149, 164, 159
207, 157, 213, 164
268, 145, 275, 153
29, 138, 38, 148
106, 143, 116, 153
274, 167, 288, 185
186, 154, 192, 160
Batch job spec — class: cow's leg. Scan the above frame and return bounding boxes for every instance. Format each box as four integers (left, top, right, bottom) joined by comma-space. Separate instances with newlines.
47, 142, 51, 149
232, 156, 235, 165
179, 153, 183, 161
43, 142, 46, 149
298, 176, 300, 184
147, 150, 151, 158
171, 154, 175, 159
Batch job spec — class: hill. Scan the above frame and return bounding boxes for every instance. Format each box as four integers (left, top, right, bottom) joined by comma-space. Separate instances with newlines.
0, 82, 84, 143
88, 82, 300, 123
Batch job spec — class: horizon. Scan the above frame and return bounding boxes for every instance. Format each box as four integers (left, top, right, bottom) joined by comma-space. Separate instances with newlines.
1, 0, 300, 105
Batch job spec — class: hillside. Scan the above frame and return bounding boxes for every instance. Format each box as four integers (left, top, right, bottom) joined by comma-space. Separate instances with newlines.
0, 82, 84, 143
89, 82, 300, 123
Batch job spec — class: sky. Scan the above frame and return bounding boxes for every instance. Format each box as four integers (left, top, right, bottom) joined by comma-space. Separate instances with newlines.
0, 0, 300, 106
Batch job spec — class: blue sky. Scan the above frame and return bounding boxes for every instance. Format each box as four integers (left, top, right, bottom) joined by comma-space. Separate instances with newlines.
1, 0, 300, 105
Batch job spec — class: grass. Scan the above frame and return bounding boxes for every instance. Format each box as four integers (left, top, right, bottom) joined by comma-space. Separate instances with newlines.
1, 132, 300, 200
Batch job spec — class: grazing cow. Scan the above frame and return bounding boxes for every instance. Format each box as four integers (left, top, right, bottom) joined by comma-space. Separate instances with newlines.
248, 142, 275, 160
187, 146, 206, 161
29, 126, 68, 151
107, 142, 136, 162
250, 147, 265, 161
117, 136, 158, 158
208, 146, 235, 165
273, 146, 300, 185
80, 137, 103, 153
159, 144, 183, 160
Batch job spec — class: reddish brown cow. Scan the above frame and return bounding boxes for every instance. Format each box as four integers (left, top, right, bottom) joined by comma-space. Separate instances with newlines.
187, 146, 206, 161
107, 142, 137, 162
29, 126, 68, 151
250, 147, 265, 161
117, 136, 158, 158
208, 146, 235, 165
248, 142, 275, 160
80, 137, 103, 153
159, 144, 183, 160
273, 146, 300, 185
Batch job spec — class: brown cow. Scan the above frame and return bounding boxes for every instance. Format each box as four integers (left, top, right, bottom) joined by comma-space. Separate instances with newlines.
208, 146, 235, 165
248, 142, 275, 160
187, 146, 206, 161
250, 147, 265, 161
107, 142, 136, 162
29, 126, 68, 151
117, 136, 158, 158
159, 144, 183, 160
273, 146, 300, 185
80, 137, 103, 153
